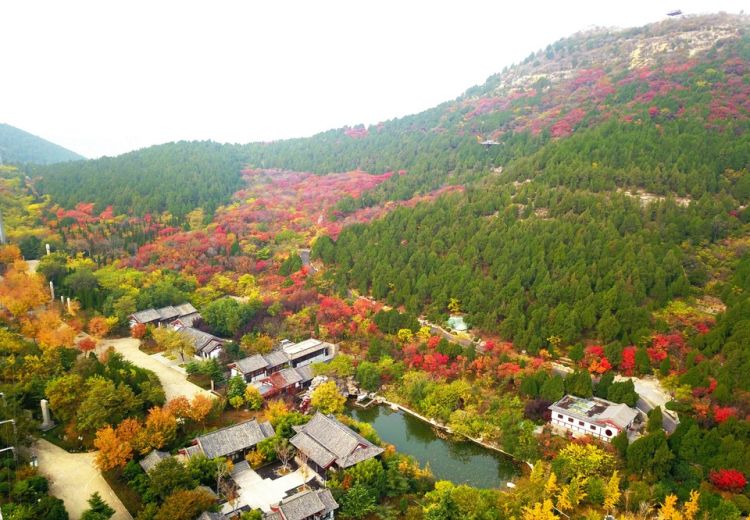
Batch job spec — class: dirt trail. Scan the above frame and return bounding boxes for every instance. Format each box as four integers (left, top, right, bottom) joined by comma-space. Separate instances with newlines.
32, 439, 132, 520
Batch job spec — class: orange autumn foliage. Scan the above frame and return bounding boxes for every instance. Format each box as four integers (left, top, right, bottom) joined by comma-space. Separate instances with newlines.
87, 316, 111, 338
115, 417, 149, 455
143, 406, 177, 450
165, 396, 191, 420
189, 394, 213, 423
23, 309, 77, 349
0, 244, 22, 266
0, 261, 48, 317
131, 322, 147, 339
115, 417, 143, 445
94, 425, 133, 471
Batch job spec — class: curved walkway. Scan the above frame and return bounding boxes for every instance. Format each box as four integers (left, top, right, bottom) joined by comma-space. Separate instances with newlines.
31, 439, 131, 520
99, 337, 213, 401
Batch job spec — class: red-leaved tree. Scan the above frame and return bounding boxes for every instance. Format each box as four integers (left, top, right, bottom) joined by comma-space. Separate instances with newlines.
710, 469, 747, 492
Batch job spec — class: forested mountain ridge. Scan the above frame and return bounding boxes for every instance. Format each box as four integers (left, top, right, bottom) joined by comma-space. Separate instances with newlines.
33, 141, 247, 220
4, 13, 750, 519
0, 123, 84, 164
31, 14, 749, 219
241, 13, 750, 204
314, 13, 750, 349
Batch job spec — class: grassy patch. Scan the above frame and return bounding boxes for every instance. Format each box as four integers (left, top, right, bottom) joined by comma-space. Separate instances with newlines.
103, 468, 143, 517
139, 338, 163, 354
204, 408, 260, 429
39, 424, 87, 453
187, 373, 213, 389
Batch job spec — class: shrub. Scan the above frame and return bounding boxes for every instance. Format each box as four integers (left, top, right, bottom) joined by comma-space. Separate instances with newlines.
710, 469, 747, 492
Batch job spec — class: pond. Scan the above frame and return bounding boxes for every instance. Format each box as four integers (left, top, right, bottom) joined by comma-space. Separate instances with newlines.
347, 405, 521, 489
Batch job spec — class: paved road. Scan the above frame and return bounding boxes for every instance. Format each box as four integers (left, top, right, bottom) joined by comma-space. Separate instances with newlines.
26, 259, 39, 273
419, 318, 477, 348
32, 439, 132, 520
619, 376, 679, 433
100, 337, 213, 401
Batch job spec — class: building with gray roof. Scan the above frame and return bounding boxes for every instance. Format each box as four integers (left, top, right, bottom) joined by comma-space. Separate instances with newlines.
197, 512, 227, 520
190, 419, 275, 461
177, 326, 226, 360
139, 450, 170, 473
129, 302, 199, 327
230, 338, 335, 387
549, 394, 641, 442
290, 413, 383, 478
264, 488, 338, 520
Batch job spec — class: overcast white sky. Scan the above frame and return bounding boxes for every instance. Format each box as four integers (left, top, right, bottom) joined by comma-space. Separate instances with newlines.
1, 1, 746, 158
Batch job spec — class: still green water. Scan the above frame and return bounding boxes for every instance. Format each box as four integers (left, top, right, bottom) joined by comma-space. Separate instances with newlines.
348, 405, 521, 489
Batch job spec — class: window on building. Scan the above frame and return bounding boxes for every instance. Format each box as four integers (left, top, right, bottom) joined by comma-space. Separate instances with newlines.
557, 414, 563, 419
590, 425, 596, 431
605, 429, 613, 437
567, 417, 574, 423
578, 421, 584, 426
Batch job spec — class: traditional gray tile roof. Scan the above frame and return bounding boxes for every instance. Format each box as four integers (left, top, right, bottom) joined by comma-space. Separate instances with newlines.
197, 512, 227, 520
195, 419, 275, 459
597, 402, 639, 429
234, 339, 331, 377
290, 413, 383, 470
174, 302, 198, 315
130, 302, 198, 325
277, 367, 303, 387
259, 421, 275, 437
337, 446, 386, 468
264, 489, 339, 520
263, 350, 290, 368
178, 327, 225, 355
295, 365, 314, 384
131, 308, 161, 323
139, 450, 170, 473
235, 354, 269, 374
157, 306, 180, 321
180, 444, 203, 459
202, 339, 224, 355
290, 431, 336, 468
176, 312, 202, 327
549, 394, 639, 430
317, 489, 338, 513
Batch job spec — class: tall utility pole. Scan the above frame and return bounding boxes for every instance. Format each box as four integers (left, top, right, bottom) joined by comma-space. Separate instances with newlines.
0, 210, 6, 245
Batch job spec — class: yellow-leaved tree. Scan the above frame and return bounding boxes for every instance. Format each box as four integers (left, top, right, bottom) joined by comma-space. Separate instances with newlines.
603, 470, 621, 513
397, 328, 414, 343
522, 499, 559, 520
658, 491, 701, 520
310, 381, 346, 415
152, 327, 195, 361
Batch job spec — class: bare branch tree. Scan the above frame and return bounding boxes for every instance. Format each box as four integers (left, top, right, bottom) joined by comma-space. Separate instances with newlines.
275, 437, 295, 473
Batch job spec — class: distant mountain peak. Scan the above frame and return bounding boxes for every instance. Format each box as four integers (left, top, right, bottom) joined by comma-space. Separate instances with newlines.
0, 123, 84, 165
470, 13, 749, 99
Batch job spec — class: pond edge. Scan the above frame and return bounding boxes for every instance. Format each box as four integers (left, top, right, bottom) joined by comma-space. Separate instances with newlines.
374, 396, 534, 473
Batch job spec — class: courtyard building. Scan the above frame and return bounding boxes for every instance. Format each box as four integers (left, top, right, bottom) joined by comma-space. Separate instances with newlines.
549, 394, 641, 442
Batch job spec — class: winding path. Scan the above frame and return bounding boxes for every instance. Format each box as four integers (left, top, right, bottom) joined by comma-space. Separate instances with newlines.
99, 337, 213, 401
31, 439, 131, 520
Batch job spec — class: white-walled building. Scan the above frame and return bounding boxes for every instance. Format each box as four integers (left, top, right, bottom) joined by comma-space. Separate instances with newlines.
549, 394, 640, 442
230, 338, 336, 383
